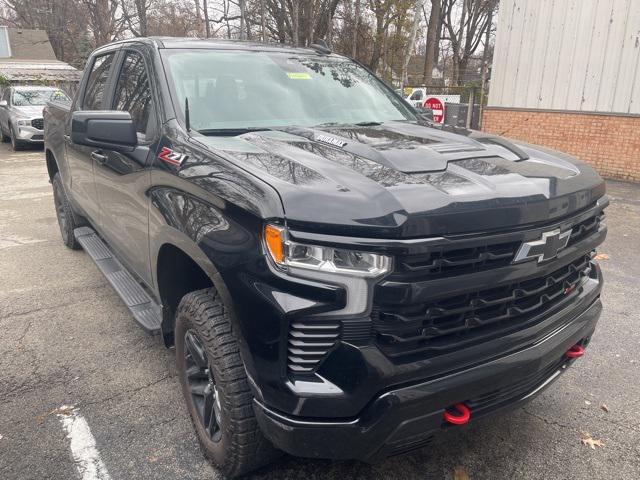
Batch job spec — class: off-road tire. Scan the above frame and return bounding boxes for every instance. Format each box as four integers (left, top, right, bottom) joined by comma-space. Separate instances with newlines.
52, 173, 82, 250
1, 126, 9, 142
175, 288, 281, 478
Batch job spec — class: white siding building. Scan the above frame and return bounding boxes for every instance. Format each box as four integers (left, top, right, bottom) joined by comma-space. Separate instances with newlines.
483, 0, 640, 182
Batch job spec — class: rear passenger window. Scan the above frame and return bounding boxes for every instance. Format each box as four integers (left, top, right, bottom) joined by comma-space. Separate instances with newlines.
113, 51, 153, 140
83, 54, 115, 110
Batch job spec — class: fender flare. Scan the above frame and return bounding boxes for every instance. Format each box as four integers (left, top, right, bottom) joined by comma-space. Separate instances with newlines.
150, 225, 237, 337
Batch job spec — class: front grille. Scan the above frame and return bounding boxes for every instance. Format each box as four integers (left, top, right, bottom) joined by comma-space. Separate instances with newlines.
568, 212, 604, 246
393, 210, 603, 281
287, 318, 340, 373
373, 254, 593, 360
396, 241, 519, 280
31, 118, 44, 130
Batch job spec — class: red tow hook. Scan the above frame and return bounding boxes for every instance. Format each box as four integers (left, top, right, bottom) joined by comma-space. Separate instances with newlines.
565, 344, 585, 359
443, 403, 471, 425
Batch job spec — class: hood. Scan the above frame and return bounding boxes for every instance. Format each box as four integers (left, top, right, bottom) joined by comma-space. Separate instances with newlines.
196, 121, 605, 238
13, 105, 44, 118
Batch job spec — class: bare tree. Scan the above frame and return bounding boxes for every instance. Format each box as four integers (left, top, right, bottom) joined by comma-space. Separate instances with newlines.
121, 0, 153, 37
401, 0, 426, 88
368, 0, 397, 72
81, 0, 126, 47
441, 0, 497, 85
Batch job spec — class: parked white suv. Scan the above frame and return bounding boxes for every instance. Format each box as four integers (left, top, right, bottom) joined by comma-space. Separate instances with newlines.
0, 86, 70, 150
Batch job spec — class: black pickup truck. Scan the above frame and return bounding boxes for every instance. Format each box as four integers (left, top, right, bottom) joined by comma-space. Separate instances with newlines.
44, 37, 608, 477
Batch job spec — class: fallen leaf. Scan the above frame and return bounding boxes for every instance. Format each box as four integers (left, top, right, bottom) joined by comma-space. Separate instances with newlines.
453, 466, 470, 480
580, 432, 605, 449
593, 253, 609, 260
600, 404, 610, 413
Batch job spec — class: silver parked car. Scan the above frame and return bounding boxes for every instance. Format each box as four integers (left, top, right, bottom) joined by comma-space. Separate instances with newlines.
0, 86, 70, 150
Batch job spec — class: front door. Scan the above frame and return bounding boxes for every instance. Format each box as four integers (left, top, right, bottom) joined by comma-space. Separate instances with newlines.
93, 48, 158, 287
65, 51, 118, 222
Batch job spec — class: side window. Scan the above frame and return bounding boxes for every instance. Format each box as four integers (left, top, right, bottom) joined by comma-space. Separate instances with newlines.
83, 53, 115, 110
410, 90, 423, 101
113, 51, 153, 140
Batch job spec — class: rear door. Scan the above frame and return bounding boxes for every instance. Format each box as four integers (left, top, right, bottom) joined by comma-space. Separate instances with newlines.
66, 50, 119, 222
93, 47, 158, 286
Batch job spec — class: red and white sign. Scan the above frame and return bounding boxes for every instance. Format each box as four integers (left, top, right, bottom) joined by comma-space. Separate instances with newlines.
424, 97, 445, 123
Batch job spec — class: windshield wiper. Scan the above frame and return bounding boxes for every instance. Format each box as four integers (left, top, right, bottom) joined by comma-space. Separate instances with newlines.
197, 127, 271, 136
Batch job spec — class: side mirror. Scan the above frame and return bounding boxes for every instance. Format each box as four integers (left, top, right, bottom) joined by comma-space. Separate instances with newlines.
414, 105, 434, 122
71, 110, 137, 151
0, 100, 7, 107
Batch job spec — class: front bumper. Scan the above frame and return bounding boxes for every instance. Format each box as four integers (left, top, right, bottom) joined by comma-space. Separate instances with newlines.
254, 296, 602, 461
15, 125, 44, 142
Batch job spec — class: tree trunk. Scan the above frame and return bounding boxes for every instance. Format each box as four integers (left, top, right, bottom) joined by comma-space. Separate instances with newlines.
203, 0, 210, 37
260, 0, 267, 42
422, 0, 441, 84
195, 0, 203, 36
352, 0, 360, 58
239, 0, 246, 40
479, 6, 493, 128
292, 0, 299, 46
402, 0, 426, 88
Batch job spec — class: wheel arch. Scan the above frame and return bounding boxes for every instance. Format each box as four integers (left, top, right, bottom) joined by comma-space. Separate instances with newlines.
153, 233, 235, 348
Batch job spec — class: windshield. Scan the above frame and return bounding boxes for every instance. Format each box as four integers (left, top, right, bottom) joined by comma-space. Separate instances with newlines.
12, 89, 70, 106
161, 49, 415, 132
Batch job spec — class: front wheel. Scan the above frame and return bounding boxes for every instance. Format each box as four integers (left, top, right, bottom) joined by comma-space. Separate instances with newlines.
1, 126, 9, 142
175, 288, 280, 478
9, 126, 23, 151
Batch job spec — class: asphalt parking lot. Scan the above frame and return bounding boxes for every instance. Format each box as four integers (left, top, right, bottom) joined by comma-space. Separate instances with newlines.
1, 143, 639, 480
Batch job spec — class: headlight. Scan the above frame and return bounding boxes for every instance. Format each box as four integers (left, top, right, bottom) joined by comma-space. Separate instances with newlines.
17, 119, 31, 126
263, 224, 391, 278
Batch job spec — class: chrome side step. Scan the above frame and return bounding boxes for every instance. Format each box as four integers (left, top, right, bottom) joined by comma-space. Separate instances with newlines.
74, 227, 162, 334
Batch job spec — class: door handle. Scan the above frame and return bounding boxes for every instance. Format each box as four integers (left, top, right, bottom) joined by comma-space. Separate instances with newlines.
91, 151, 108, 165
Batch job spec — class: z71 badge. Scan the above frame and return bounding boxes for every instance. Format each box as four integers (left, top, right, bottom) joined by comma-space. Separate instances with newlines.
158, 147, 188, 168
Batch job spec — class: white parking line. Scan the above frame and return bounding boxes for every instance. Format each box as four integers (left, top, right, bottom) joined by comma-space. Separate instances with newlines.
56, 405, 112, 480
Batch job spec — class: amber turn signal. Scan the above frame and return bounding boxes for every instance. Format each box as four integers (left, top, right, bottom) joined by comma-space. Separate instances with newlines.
264, 224, 285, 264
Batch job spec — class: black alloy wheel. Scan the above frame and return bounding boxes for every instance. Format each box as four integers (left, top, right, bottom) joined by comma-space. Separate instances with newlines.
183, 329, 222, 442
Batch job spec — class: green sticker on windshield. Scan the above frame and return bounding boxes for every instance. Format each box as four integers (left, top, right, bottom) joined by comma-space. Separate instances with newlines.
286, 72, 311, 80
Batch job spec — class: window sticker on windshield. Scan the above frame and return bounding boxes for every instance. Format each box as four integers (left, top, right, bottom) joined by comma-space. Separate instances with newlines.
286, 72, 311, 80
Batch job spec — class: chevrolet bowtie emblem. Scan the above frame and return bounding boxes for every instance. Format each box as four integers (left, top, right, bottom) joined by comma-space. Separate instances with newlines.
513, 228, 571, 263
